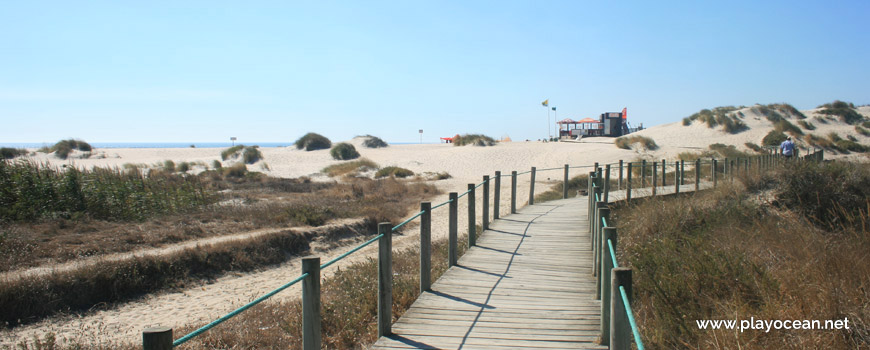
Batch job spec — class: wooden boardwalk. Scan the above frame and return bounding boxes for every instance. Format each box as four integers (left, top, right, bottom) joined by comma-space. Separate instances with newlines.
372, 197, 606, 350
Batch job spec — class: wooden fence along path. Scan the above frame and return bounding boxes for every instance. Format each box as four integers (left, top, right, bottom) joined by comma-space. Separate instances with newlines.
371, 197, 606, 349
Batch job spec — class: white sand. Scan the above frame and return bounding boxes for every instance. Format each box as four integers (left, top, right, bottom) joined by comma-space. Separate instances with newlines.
3, 106, 868, 347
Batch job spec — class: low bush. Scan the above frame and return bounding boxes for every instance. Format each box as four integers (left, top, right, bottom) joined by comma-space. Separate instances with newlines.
330, 143, 360, 160
817, 100, 864, 124
709, 143, 751, 159
744, 142, 764, 153
163, 160, 176, 172
797, 120, 816, 130
51, 139, 93, 160
295, 133, 332, 151
856, 125, 870, 136
211, 160, 222, 169
1, 147, 27, 159
361, 135, 388, 148
761, 130, 787, 146
375, 166, 414, 178
221, 145, 263, 164
177, 162, 191, 173
222, 163, 248, 178
322, 158, 379, 177
453, 134, 496, 146
615, 135, 658, 150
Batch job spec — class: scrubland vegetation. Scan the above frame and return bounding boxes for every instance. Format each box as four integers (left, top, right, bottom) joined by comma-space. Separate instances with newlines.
817, 100, 865, 125
682, 106, 748, 134
452, 134, 496, 146
0, 147, 27, 159
322, 158, 379, 177
0, 159, 438, 327
330, 142, 360, 160
613, 160, 869, 349
221, 145, 263, 164
294, 133, 332, 151
41, 139, 93, 160
615, 135, 658, 150
375, 166, 414, 178
360, 135, 388, 148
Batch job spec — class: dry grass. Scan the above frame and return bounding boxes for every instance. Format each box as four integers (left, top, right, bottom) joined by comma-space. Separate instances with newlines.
614, 135, 658, 150
452, 134, 496, 146
322, 158, 378, 177
612, 161, 870, 349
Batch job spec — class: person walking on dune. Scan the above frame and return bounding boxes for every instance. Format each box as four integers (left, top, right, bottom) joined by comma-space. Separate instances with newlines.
780, 136, 795, 158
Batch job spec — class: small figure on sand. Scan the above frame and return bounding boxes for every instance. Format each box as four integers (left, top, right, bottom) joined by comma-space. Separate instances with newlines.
780, 136, 795, 158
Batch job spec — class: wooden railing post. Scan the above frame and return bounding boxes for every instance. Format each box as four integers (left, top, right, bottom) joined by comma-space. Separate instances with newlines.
420, 202, 431, 293
378, 223, 392, 337
482, 176, 490, 231
675, 161, 680, 194
712, 159, 718, 187
661, 159, 666, 187
528, 167, 536, 205
618, 160, 624, 190
695, 159, 701, 191
302, 256, 322, 350
494, 171, 501, 220
448, 192, 458, 267
563, 164, 569, 199
611, 267, 633, 350
680, 160, 685, 185
468, 184, 476, 247
588, 172, 596, 230
590, 190, 599, 273
143, 327, 172, 350
510, 171, 517, 214
626, 163, 632, 202
595, 205, 609, 300
640, 160, 646, 188
600, 227, 617, 345
730, 159, 735, 182
651, 161, 657, 196
604, 164, 611, 203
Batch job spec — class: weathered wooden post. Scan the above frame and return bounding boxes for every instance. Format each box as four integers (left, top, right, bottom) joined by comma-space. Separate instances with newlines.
626, 163, 633, 202
448, 192, 458, 267
651, 162, 657, 196
419, 202, 431, 292
640, 160, 646, 188
712, 159, 718, 188
604, 164, 611, 203
600, 227, 618, 345
611, 268, 633, 350
510, 171, 517, 214
588, 171, 596, 228
618, 160, 624, 190
661, 159, 666, 187
378, 223, 392, 337
724, 157, 729, 177
730, 159, 735, 182
675, 161, 680, 194
143, 327, 172, 350
680, 160, 686, 185
563, 164, 569, 199
595, 205, 610, 300
493, 171, 501, 220
695, 159, 701, 191
302, 256, 322, 350
482, 176, 490, 231
468, 184, 476, 247
528, 167, 536, 205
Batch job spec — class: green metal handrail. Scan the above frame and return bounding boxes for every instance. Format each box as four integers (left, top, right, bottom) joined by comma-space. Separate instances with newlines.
620, 286, 645, 350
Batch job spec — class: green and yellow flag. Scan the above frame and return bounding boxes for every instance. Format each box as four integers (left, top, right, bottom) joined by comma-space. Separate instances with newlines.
541, 99, 549, 107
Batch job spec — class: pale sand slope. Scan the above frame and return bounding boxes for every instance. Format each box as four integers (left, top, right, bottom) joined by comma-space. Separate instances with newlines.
4, 106, 869, 346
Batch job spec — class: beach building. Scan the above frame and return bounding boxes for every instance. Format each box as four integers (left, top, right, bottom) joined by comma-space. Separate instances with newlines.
558, 107, 643, 139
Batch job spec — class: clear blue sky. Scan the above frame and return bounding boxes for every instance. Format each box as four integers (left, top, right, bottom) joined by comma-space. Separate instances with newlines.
2, 1, 868, 144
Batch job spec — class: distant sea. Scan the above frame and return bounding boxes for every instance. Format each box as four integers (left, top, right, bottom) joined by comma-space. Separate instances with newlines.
1, 142, 427, 149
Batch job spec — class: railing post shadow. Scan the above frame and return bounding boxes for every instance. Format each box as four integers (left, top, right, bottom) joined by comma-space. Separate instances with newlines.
468, 183, 476, 247
143, 327, 172, 350
420, 202, 431, 293
302, 256, 321, 350
494, 171, 501, 220
611, 267, 633, 350
378, 223, 393, 337
600, 227, 617, 345
529, 166, 536, 205
563, 164, 569, 199
510, 171, 517, 214
448, 192, 458, 267
482, 176, 490, 231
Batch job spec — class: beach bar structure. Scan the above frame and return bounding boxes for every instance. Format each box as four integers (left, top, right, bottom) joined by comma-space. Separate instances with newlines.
558, 107, 642, 139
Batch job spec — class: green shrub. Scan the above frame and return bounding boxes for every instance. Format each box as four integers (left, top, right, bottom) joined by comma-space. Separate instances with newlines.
768, 103, 807, 119
761, 130, 787, 146
330, 143, 360, 160
709, 143, 750, 159
798, 120, 816, 130
295, 132, 332, 151
774, 119, 803, 135
163, 160, 176, 172
212, 160, 222, 169
0, 147, 26, 159
614, 135, 658, 150
361, 135, 389, 148
177, 162, 191, 173
221, 145, 244, 160
375, 166, 414, 178
817, 100, 864, 124
322, 158, 379, 177
453, 134, 496, 146
744, 142, 764, 153
856, 126, 870, 136
50, 139, 92, 160
242, 146, 263, 164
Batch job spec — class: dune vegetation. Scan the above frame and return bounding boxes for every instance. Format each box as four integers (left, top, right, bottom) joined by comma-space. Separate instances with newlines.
330, 142, 360, 160
615, 135, 658, 151
322, 158, 378, 177
221, 145, 263, 164
360, 135, 389, 148
43, 139, 93, 160
452, 134, 496, 146
375, 166, 414, 178
294, 132, 332, 151
613, 160, 869, 349
0, 147, 27, 159
817, 100, 865, 125
682, 106, 748, 134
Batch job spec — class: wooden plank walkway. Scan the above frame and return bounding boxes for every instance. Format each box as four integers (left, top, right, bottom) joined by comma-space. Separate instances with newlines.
372, 197, 607, 350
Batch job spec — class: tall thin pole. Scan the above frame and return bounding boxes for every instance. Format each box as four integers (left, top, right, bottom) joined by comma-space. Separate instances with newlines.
547, 107, 551, 139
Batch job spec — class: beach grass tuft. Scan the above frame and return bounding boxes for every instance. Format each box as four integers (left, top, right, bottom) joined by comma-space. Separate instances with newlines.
330, 143, 360, 160
817, 100, 864, 125
614, 135, 658, 150
295, 133, 332, 151
322, 158, 378, 177
361, 135, 389, 148
375, 166, 414, 178
452, 134, 496, 146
